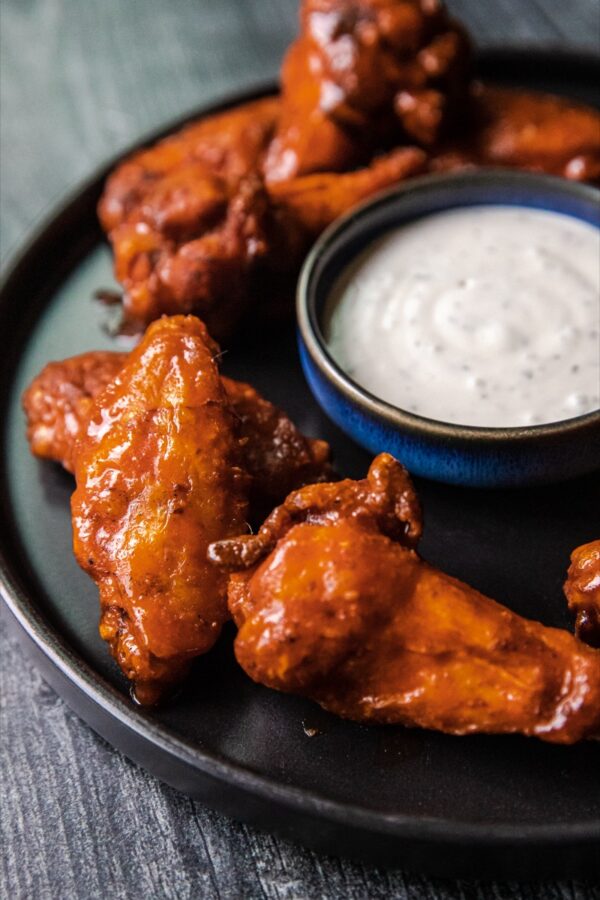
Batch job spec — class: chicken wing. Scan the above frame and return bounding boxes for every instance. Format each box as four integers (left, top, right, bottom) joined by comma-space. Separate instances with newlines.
264, 0, 471, 182
99, 97, 280, 234
565, 540, 600, 649
71, 316, 250, 704
209, 454, 600, 743
98, 98, 280, 338
24, 346, 332, 518
431, 85, 600, 182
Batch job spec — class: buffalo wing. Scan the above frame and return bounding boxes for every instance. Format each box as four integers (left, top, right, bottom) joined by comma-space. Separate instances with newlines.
210, 455, 600, 743
23, 350, 127, 473
71, 316, 250, 704
98, 98, 280, 337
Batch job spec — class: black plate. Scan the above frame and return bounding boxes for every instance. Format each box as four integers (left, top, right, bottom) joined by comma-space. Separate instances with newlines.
1, 50, 599, 881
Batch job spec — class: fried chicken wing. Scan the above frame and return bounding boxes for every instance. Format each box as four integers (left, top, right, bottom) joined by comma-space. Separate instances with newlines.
23, 347, 332, 518
106, 175, 272, 339
264, 0, 471, 182
565, 540, 600, 649
209, 455, 600, 744
98, 98, 279, 337
431, 86, 600, 182
71, 316, 250, 704
99, 97, 280, 234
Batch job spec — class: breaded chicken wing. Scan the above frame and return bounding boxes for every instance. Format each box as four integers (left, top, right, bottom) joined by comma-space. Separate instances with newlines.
71, 316, 250, 704
209, 455, 600, 744
565, 540, 600, 648
264, 0, 471, 182
24, 346, 332, 519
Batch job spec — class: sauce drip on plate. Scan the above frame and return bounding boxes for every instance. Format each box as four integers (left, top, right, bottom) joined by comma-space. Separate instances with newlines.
325, 206, 600, 427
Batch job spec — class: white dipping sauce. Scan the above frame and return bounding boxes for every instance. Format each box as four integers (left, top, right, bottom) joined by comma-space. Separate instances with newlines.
325, 206, 600, 427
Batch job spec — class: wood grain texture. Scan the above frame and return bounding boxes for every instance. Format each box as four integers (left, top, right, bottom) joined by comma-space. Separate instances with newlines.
1, 2, 599, 897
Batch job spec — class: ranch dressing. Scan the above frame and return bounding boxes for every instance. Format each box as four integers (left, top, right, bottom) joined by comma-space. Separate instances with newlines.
325, 206, 600, 427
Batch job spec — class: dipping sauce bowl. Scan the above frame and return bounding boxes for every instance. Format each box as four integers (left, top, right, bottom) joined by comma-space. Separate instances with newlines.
297, 170, 600, 487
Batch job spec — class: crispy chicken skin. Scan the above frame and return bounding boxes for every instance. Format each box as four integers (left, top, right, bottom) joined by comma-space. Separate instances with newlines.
99, 97, 280, 235
209, 455, 600, 744
23, 347, 332, 520
264, 0, 471, 182
71, 316, 250, 704
432, 86, 600, 182
565, 541, 600, 649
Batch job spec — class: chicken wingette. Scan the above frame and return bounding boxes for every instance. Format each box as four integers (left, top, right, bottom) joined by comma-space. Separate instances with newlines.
71, 316, 250, 704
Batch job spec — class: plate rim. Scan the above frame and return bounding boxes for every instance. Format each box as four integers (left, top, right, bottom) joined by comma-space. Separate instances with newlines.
1, 46, 600, 875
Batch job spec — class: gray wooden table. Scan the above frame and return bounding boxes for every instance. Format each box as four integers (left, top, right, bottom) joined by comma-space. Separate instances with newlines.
1, 2, 599, 897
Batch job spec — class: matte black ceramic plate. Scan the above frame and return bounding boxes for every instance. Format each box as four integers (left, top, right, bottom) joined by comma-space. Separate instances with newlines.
1, 50, 599, 880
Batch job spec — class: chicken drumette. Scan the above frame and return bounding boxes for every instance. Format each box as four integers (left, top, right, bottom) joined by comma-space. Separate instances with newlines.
565, 540, 600, 649
209, 454, 600, 743
23, 345, 332, 517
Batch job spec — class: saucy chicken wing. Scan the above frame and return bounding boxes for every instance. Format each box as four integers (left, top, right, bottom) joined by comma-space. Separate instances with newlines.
71, 316, 250, 704
209, 454, 600, 743
23, 344, 332, 518
264, 0, 471, 182
565, 540, 600, 649
222, 377, 333, 517
432, 85, 600, 182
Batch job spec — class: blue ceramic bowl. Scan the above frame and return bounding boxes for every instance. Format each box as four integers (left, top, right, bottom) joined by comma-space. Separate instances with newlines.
297, 170, 600, 487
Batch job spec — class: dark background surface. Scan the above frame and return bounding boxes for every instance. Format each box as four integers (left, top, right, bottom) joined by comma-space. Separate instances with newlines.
1, 1, 600, 898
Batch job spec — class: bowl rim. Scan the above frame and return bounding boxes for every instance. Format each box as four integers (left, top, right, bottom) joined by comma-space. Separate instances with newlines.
297, 168, 600, 444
